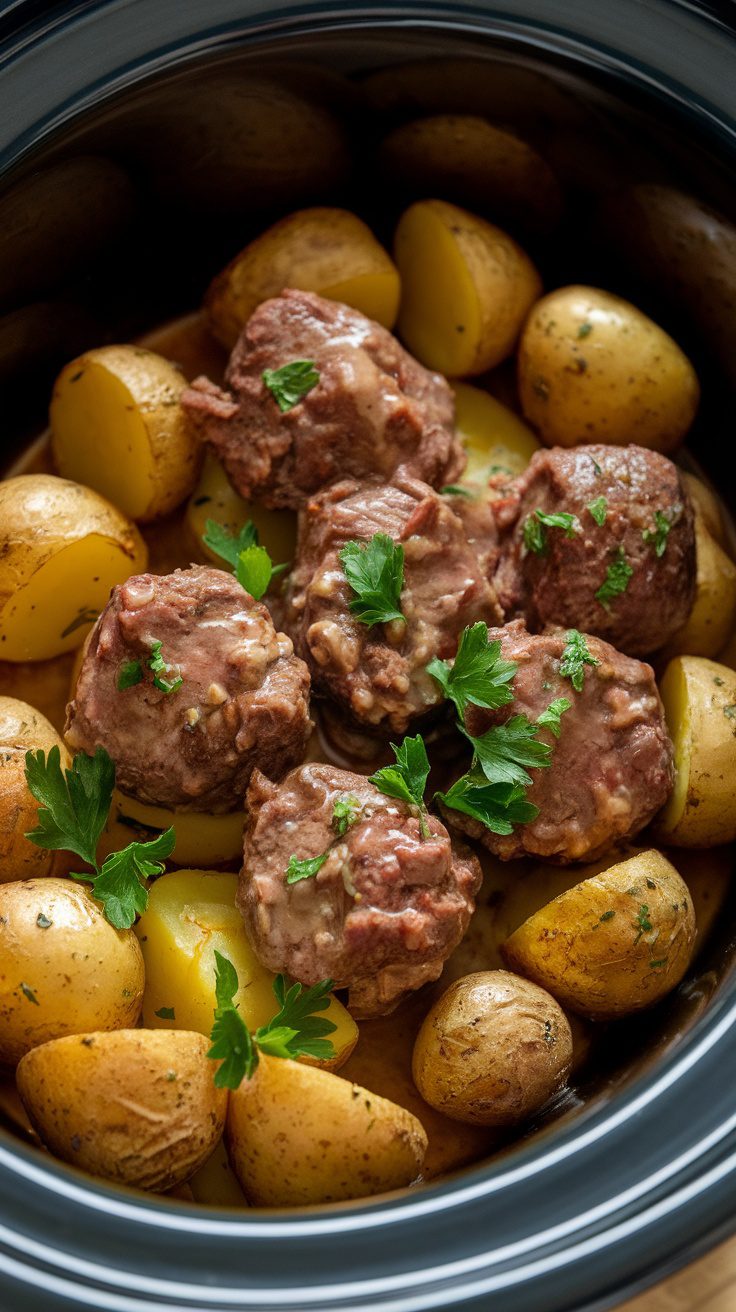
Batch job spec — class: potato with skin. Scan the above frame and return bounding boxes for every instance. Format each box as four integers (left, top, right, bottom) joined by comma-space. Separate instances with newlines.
452, 380, 540, 484
134, 869, 358, 1071
50, 346, 201, 522
394, 199, 542, 376
205, 207, 400, 349
0, 879, 144, 1066
226, 1053, 427, 1205
682, 472, 728, 552
412, 970, 572, 1127
186, 452, 297, 568
502, 851, 697, 1020
0, 474, 148, 662
518, 285, 699, 451
16, 1030, 227, 1191
656, 657, 736, 847
0, 698, 70, 882
658, 512, 736, 661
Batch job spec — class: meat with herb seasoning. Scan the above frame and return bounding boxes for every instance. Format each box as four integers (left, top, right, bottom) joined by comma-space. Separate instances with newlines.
492, 444, 696, 654
181, 289, 466, 509
65, 565, 312, 811
237, 762, 481, 1018
442, 619, 674, 862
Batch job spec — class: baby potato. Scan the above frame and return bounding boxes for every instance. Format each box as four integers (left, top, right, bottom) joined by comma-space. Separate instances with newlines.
518, 286, 699, 451
394, 199, 542, 376
658, 512, 736, 660
186, 452, 297, 567
16, 1029, 226, 1191
682, 472, 728, 551
0, 474, 148, 662
0, 878, 144, 1066
50, 346, 201, 522
413, 970, 572, 1127
0, 697, 70, 882
452, 380, 540, 484
97, 789, 245, 869
206, 207, 400, 349
656, 656, 736, 846
226, 1053, 427, 1205
502, 851, 697, 1020
134, 869, 357, 1070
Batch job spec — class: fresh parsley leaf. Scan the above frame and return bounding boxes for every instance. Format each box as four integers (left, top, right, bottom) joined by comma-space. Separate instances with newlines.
523, 509, 579, 555
339, 534, 405, 627
332, 795, 361, 836
286, 852, 329, 885
427, 623, 517, 719
262, 360, 319, 412
595, 547, 633, 611
437, 769, 539, 835
577, 322, 593, 339
236, 544, 274, 601
587, 496, 608, 526
24, 746, 114, 869
254, 976, 336, 1065
536, 697, 572, 739
441, 484, 475, 498
369, 735, 431, 838
203, 518, 258, 569
148, 640, 182, 695
117, 660, 143, 691
522, 514, 546, 555
208, 950, 257, 1089
464, 715, 553, 789
642, 507, 679, 558
559, 629, 600, 693
76, 828, 174, 929
155, 1006, 175, 1020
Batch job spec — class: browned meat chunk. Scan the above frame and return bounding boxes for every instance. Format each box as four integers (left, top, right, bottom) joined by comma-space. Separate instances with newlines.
238, 763, 481, 1017
181, 289, 466, 508
493, 444, 696, 655
285, 472, 502, 737
65, 565, 312, 812
443, 620, 674, 862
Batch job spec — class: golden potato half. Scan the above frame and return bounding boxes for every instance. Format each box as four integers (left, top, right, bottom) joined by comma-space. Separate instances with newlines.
0, 474, 147, 661
502, 851, 696, 1019
657, 656, 736, 846
50, 346, 201, 521
0, 697, 70, 882
97, 790, 246, 869
452, 380, 540, 484
659, 510, 736, 661
186, 452, 297, 568
16, 1029, 227, 1191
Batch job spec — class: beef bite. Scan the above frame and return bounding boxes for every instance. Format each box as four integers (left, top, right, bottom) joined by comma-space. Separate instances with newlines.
65, 565, 312, 812
181, 289, 465, 509
444, 620, 674, 863
285, 472, 502, 737
238, 763, 481, 1018
493, 444, 696, 655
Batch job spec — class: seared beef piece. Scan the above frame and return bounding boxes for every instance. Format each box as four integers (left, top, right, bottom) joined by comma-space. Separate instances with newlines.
443, 620, 673, 863
493, 444, 696, 655
238, 763, 481, 1017
181, 289, 466, 509
65, 566, 312, 812
285, 472, 502, 737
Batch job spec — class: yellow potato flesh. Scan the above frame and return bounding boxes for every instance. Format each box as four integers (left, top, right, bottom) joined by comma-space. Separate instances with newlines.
395, 202, 482, 376
657, 656, 736, 846
98, 790, 245, 868
320, 271, 401, 327
659, 514, 736, 660
452, 380, 540, 482
187, 1139, 248, 1207
134, 869, 357, 1069
187, 452, 297, 567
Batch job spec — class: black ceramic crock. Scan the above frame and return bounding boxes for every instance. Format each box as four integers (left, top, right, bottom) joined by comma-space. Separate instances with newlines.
2, 2, 736, 1309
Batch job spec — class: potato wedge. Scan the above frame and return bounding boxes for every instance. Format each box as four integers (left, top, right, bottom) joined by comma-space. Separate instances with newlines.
0, 697, 70, 882
682, 472, 728, 551
0, 878, 144, 1065
206, 207, 400, 349
0, 474, 147, 661
50, 346, 201, 521
395, 199, 541, 376
16, 1029, 227, 1191
186, 452, 297, 567
656, 656, 736, 846
452, 380, 540, 483
658, 512, 736, 660
501, 851, 696, 1019
134, 869, 357, 1071
226, 1053, 427, 1205
97, 790, 245, 869
518, 285, 699, 451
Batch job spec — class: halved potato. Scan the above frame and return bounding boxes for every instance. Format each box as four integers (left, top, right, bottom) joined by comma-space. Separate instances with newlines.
186, 452, 297, 567
656, 656, 736, 846
134, 869, 358, 1071
50, 346, 201, 521
187, 1139, 248, 1207
16, 1029, 227, 1191
97, 789, 245, 869
0, 474, 147, 661
682, 472, 728, 551
452, 380, 540, 483
0, 697, 71, 882
394, 199, 541, 376
205, 207, 400, 349
659, 512, 736, 660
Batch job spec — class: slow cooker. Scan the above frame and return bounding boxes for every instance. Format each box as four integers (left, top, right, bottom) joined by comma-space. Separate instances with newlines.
1, 2, 736, 1309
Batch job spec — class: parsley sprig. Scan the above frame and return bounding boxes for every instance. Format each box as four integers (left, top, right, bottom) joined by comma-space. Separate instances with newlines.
24, 746, 173, 929
595, 547, 633, 611
437, 769, 539, 836
427, 622, 516, 719
202, 518, 288, 601
642, 506, 680, 558
262, 360, 320, 413
284, 795, 363, 886
207, 953, 336, 1089
523, 509, 579, 555
370, 735, 431, 839
339, 533, 405, 627
559, 629, 600, 693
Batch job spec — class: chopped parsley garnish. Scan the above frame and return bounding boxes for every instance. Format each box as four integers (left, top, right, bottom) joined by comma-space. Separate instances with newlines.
559, 629, 600, 692
24, 746, 173, 929
203, 518, 288, 600
155, 1006, 175, 1020
339, 533, 405, 627
262, 360, 320, 412
148, 640, 183, 694
600, 910, 616, 923
577, 322, 593, 339
633, 904, 653, 945
369, 735, 431, 839
207, 954, 336, 1089
117, 660, 143, 691
642, 506, 680, 558
436, 769, 539, 836
332, 795, 361, 836
523, 509, 579, 555
587, 496, 608, 527
591, 458, 603, 476
427, 622, 516, 719
20, 983, 39, 1005
649, 958, 668, 970
595, 547, 633, 611
286, 852, 329, 885
440, 484, 475, 498
536, 697, 572, 738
